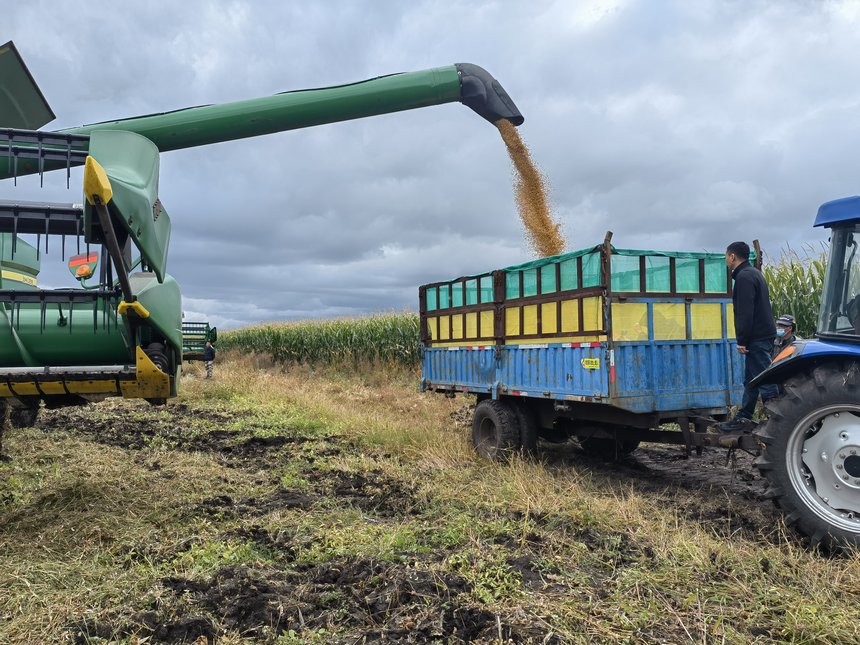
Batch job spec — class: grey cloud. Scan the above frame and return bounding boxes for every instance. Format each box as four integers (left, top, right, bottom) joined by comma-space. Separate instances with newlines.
5, 0, 859, 327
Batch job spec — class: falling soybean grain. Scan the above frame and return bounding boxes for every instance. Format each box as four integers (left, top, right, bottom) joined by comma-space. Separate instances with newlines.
495, 119, 565, 258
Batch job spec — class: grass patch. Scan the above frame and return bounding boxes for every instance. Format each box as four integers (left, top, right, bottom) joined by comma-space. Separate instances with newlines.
2, 355, 859, 643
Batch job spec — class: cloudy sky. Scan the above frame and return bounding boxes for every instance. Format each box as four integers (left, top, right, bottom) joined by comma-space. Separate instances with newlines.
5, 1, 860, 328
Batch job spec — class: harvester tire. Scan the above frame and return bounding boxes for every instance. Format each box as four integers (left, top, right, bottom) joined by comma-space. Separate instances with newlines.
472, 399, 521, 461
577, 424, 639, 460
754, 363, 860, 549
144, 343, 170, 407
144, 343, 170, 373
9, 406, 39, 428
512, 401, 539, 457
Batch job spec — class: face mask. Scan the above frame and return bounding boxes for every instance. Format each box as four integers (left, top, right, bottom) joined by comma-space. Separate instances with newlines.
776, 328, 786, 337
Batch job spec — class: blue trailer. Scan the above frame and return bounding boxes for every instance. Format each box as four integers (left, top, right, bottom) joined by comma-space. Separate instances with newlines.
422, 221, 860, 549
420, 235, 755, 459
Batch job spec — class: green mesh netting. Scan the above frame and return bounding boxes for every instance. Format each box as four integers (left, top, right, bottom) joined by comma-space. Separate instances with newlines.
611, 254, 640, 292
465, 279, 478, 305
582, 252, 601, 287
506, 272, 519, 299
425, 243, 743, 310
480, 276, 494, 303
560, 258, 578, 290
541, 263, 556, 294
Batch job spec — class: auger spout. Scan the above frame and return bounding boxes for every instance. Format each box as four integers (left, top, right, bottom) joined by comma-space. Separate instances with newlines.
0, 63, 523, 179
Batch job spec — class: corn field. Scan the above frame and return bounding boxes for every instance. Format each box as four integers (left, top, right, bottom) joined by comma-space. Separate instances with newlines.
220, 312, 420, 366
763, 248, 827, 338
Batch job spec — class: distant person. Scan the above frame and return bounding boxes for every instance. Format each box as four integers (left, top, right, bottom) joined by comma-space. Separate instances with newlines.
717, 241, 778, 432
773, 313, 801, 358
204, 340, 216, 379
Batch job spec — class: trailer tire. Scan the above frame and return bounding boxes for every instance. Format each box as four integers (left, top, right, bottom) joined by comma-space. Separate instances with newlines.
512, 401, 539, 457
472, 399, 521, 461
754, 363, 860, 549
577, 424, 639, 460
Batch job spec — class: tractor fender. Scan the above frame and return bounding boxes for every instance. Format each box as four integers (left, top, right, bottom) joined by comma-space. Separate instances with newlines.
750, 338, 860, 387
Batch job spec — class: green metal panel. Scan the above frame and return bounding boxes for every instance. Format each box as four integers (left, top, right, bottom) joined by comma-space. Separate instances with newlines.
0, 234, 39, 287
0, 41, 55, 129
0, 273, 181, 368
132, 272, 182, 357
84, 130, 171, 282
1, 62, 524, 180
0, 298, 128, 367
61, 66, 462, 152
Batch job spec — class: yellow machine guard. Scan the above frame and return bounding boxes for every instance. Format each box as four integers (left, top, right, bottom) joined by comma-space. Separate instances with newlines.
0, 347, 170, 400
120, 346, 170, 399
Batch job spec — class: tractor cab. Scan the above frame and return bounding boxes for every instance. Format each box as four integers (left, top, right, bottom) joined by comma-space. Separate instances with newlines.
816, 196, 860, 340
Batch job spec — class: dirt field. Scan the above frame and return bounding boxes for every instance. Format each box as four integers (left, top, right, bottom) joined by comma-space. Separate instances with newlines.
1, 359, 858, 643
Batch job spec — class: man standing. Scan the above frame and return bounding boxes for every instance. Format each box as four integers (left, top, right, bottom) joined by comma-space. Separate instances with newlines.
773, 313, 800, 357
718, 241, 779, 432
204, 340, 216, 379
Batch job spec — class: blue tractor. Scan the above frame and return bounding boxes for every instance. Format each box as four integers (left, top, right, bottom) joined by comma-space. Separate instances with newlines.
753, 196, 860, 548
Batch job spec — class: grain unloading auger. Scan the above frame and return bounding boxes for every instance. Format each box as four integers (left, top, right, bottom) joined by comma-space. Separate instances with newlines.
0, 40, 523, 420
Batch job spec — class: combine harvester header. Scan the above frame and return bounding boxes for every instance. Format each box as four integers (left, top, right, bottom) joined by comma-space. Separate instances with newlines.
0, 40, 523, 420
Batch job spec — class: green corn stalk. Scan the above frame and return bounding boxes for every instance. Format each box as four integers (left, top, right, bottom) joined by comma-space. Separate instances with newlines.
221, 312, 421, 367
763, 247, 827, 338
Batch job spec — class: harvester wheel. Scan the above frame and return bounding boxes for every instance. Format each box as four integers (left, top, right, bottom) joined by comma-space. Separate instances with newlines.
577, 424, 640, 460
144, 343, 170, 407
754, 363, 860, 549
144, 343, 170, 373
9, 405, 39, 428
472, 399, 521, 461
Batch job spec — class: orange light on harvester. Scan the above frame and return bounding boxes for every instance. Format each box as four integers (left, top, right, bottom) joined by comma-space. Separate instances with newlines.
772, 346, 796, 364
68, 252, 99, 280
69, 253, 99, 267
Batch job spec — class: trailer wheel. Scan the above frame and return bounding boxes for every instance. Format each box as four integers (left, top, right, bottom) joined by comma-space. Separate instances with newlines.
754, 363, 860, 549
577, 424, 640, 460
512, 401, 539, 457
472, 399, 521, 461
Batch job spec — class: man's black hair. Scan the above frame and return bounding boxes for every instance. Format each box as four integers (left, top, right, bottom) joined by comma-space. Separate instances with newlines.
726, 241, 750, 260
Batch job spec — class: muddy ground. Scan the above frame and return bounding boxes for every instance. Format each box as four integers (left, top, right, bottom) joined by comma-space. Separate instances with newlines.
23, 399, 779, 644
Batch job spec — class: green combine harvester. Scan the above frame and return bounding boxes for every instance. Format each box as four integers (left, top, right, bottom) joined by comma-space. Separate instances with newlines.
181, 321, 217, 362
0, 40, 523, 425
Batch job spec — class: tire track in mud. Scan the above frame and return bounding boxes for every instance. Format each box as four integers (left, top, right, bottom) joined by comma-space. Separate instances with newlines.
44, 401, 779, 643
44, 402, 561, 643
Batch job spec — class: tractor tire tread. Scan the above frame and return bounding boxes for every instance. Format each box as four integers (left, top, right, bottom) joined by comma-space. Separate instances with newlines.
755, 362, 860, 550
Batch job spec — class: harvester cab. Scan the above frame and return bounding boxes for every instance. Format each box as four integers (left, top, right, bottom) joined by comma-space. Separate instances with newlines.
0, 39, 524, 424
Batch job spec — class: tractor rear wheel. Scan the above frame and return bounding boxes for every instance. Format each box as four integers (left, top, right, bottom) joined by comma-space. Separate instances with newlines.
471, 399, 521, 461
754, 363, 860, 549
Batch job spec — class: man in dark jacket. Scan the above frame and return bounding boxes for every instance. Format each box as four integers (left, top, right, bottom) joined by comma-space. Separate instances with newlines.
204, 340, 216, 379
718, 241, 779, 432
